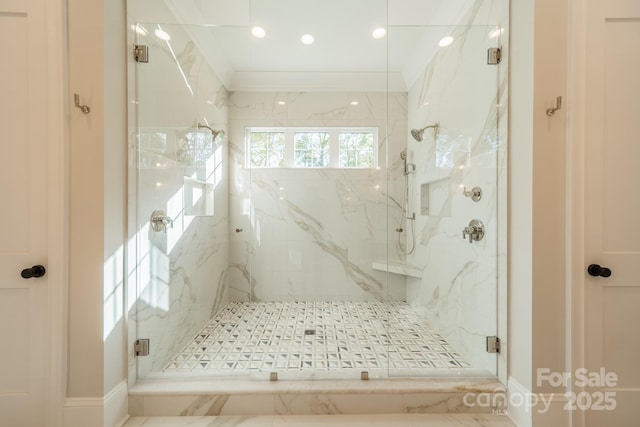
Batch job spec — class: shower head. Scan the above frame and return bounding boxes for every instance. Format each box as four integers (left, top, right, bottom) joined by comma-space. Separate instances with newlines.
410, 123, 439, 142
197, 123, 225, 141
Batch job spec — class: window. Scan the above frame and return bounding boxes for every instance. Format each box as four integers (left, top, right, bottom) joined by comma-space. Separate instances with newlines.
248, 131, 285, 168
247, 127, 377, 169
295, 132, 330, 167
338, 132, 375, 168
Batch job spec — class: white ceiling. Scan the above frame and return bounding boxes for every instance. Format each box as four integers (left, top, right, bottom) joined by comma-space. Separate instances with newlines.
134, 0, 495, 91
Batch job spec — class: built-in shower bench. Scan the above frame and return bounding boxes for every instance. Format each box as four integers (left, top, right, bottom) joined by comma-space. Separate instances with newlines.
372, 260, 423, 278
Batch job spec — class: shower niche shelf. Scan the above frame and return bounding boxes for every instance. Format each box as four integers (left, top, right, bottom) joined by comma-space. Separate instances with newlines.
372, 260, 422, 278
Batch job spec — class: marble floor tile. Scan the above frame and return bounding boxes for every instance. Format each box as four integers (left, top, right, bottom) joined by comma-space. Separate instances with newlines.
161, 301, 470, 375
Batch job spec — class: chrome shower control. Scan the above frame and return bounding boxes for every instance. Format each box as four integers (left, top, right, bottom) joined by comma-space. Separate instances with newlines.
150, 209, 174, 232
462, 219, 485, 243
462, 186, 482, 202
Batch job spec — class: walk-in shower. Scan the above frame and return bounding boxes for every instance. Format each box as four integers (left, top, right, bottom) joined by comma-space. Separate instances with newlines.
128, 0, 507, 385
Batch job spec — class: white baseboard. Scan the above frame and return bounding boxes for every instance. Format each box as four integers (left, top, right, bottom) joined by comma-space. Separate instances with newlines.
105, 381, 129, 427
507, 376, 571, 427
507, 376, 532, 427
64, 381, 128, 427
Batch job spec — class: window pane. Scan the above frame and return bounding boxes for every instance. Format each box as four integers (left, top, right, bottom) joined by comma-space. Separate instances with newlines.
339, 132, 374, 168
294, 132, 330, 167
249, 131, 285, 167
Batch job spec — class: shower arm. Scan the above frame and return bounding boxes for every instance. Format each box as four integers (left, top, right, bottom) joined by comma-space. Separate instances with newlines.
197, 122, 224, 140
197, 123, 214, 133
420, 123, 439, 133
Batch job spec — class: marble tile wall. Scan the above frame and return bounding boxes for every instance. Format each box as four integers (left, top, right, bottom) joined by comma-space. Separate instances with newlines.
129, 22, 230, 378
404, 1, 509, 374
227, 91, 408, 302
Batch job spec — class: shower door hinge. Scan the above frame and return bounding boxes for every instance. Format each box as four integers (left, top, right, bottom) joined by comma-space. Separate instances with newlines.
486, 336, 501, 354
487, 48, 502, 65
133, 44, 149, 63
134, 339, 150, 356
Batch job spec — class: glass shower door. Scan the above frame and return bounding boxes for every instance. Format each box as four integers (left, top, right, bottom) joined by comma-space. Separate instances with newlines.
386, 23, 504, 378
131, 22, 230, 379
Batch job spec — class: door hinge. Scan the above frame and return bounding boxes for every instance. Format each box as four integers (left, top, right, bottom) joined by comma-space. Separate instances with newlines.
134, 339, 150, 356
487, 47, 501, 65
486, 336, 501, 354
133, 44, 149, 63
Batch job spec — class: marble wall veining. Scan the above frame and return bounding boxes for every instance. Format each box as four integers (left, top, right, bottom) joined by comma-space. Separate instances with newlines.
129, 22, 230, 377
227, 91, 408, 302
404, 1, 508, 374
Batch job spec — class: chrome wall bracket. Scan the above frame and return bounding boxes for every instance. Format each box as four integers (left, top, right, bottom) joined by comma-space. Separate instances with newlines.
134, 339, 150, 356
134, 44, 149, 63
486, 336, 501, 354
487, 47, 502, 65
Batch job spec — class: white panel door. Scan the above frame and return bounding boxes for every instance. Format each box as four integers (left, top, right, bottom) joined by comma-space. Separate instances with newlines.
584, 0, 640, 425
0, 0, 49, 425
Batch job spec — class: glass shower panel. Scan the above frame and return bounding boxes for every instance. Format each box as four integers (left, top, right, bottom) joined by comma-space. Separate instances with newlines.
386, 24, 503, 378
234, 0, 393, 380
133, 23, 230, 379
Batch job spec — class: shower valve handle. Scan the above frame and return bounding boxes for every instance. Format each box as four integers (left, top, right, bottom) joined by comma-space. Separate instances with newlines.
462, 219, 485, 243
462, 186, 482, 202
150, 209, 174, 232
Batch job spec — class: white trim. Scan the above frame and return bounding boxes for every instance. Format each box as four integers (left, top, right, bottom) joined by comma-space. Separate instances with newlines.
63, 381, 129, 427
105, 381, 130, 427
64, 397, 103, 427
507, 377, 573, 427
567, 0, 587, 426
46, 0, 69, 425
507, 376, 532, 427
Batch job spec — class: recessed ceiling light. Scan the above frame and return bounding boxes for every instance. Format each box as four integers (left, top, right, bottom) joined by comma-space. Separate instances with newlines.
438, 36, 454, 47
301, 34, 315, 45
372, 27, 386, 39
350, 101, 359, 105
154, 28, 171, 41
251, 26, 266, 38
277, 101, 286, 105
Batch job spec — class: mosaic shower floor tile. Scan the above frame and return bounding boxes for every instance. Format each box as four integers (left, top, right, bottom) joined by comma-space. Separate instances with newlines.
162, 301, 471, 373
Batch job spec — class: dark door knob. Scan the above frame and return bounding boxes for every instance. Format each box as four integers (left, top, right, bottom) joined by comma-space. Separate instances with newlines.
21, 265, 46, 279
587, 264, 611, 278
